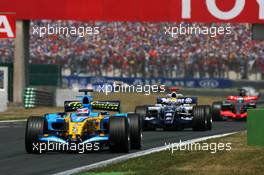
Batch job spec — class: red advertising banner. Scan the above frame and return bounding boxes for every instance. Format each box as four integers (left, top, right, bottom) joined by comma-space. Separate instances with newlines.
0, 14, 16, 38
0, 0, 263, 23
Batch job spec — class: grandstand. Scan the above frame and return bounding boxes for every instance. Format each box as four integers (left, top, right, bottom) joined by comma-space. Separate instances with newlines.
1, 21, 264, 80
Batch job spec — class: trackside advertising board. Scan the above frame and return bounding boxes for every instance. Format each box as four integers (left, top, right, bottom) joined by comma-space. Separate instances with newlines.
0, 14, 15, 38
63, 77, 233, 89
0, 0, 263, 23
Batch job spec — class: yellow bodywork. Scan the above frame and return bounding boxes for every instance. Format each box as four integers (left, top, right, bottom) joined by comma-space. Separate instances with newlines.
64, 113, 105, 140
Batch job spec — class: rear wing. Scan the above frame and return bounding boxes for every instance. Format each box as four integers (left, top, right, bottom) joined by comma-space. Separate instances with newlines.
64, 100, 121, 112
157, 97, 197, 105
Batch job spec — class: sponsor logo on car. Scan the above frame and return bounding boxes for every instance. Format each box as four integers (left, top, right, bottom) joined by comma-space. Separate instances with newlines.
185, 98, 193, 103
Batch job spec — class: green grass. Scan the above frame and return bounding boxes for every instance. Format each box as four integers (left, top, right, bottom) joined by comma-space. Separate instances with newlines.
83, 132, 264, 175
0, 93, 224, 120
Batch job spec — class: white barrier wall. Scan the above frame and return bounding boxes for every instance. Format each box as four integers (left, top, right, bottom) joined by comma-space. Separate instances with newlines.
56, 89, 82, 107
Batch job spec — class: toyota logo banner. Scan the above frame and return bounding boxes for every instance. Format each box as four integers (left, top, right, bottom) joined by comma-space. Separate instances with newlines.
0, 0, 263, 23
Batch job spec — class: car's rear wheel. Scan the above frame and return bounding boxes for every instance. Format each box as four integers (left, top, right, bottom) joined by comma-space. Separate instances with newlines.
135, 106, 155, 131
109, 116, 130, 153
203, 105, 212, 130
128, 113, 142, 149
25, 116, 47, 154
135, 106, 147, 119
212, 102, 223, 121
192, 106, 207, 131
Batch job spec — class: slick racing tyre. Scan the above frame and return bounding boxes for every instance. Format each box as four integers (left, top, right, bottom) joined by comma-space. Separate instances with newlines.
135, 106, 147, 119
212, 102, 223, 121
135, 106, 155, 131
25, 116, 47, 154
203, 105, 212, 130
128, 113, 142, 150
109, 116, 130, 153
192, 106, 207, 131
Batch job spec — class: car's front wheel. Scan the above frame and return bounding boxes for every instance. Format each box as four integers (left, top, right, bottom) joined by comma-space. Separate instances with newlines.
25, 116, 47, 154
203, 105, 212, 130
192, 106, 207, 131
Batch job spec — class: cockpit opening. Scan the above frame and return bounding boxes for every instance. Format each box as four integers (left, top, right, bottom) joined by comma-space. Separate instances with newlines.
82, 96, 89, 105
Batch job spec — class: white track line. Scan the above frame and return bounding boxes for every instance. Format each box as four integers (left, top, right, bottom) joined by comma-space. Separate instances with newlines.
53, 132, 238, 175
0, 119, 26, 123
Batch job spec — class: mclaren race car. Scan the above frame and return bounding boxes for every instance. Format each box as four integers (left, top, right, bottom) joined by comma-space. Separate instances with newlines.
135, 88, 212, 131
25, 89, 142, 154
212, 95, 257, 121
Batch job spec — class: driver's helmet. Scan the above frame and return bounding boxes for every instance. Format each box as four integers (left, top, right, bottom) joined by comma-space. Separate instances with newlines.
171, 92, 177, 98
239, 89, 247, 97
237, 97, 244, 103
76, 108, 90, 116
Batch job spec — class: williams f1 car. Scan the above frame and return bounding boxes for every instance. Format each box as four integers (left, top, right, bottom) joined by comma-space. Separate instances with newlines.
135, 88, 212, 131
212, 95, 257, 121
25, 89, 142, 154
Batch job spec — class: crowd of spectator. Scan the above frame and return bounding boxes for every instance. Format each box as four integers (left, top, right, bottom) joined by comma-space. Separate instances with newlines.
0, 39, 14, 63
1, 21, 264, 80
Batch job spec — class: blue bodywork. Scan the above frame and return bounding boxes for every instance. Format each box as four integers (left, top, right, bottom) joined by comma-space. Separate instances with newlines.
144, 97, 197, 130
39, 91, 127, 145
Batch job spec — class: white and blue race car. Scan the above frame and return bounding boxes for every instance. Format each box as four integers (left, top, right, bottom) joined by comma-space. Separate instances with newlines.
135, 89, 212, 131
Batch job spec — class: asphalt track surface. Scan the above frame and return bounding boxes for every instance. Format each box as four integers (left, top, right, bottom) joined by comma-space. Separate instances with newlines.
0, 121, 246, 175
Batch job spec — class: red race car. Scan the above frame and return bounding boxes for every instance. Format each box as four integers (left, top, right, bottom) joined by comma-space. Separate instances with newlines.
212, 95, 258, 121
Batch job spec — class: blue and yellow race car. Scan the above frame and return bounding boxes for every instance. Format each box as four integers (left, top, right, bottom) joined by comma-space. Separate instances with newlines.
25, 89, 142, 154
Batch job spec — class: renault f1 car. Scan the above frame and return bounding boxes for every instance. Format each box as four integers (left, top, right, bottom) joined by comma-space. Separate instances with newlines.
25, 89, 142, 154
135, 88, 212, 131
212, 95, 257, 121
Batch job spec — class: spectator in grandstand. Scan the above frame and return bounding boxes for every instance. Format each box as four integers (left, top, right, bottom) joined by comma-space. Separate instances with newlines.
0, 21, 264, 81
